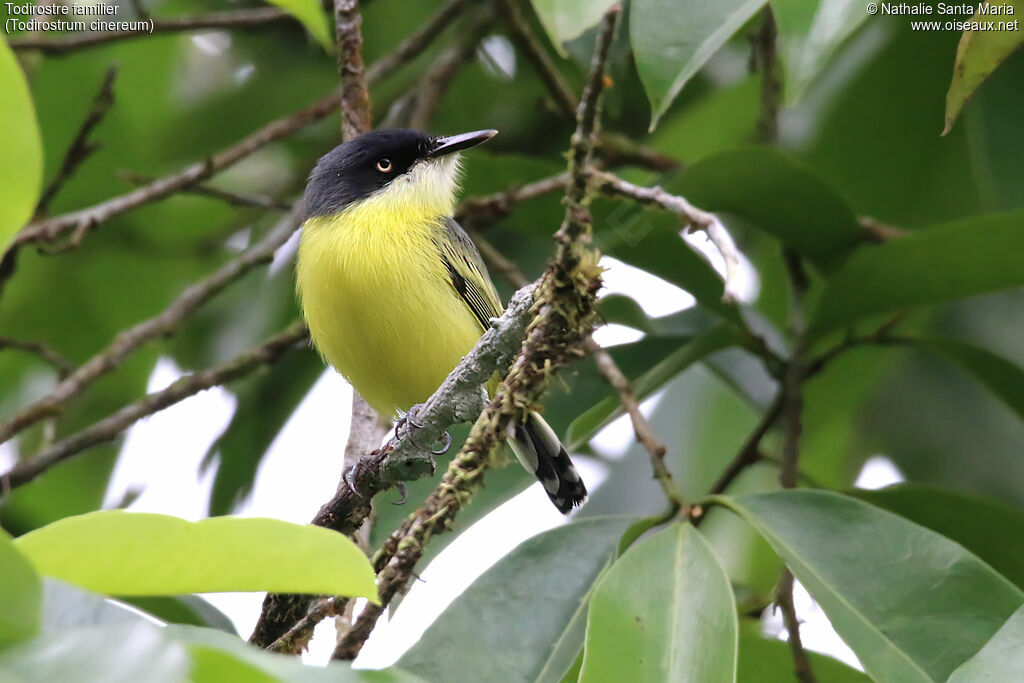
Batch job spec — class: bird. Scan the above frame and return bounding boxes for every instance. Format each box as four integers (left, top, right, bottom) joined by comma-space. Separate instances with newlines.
295, 128, 587, 513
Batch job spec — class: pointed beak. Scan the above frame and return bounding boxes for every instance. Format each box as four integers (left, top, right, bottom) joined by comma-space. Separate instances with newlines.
427, 129, 498, 158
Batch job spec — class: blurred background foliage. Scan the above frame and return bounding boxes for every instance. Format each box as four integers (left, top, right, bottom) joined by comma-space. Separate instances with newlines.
1, 0, 1023, 679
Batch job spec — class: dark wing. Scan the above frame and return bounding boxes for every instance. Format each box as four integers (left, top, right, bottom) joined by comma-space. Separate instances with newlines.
435, 217, 503, 331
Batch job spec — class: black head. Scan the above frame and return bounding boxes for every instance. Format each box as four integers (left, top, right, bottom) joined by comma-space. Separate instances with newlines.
301, 128, 497, 220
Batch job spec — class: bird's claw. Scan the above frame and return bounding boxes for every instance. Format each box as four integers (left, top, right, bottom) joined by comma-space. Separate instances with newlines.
390, 482, 409, 506
432, 430, 452, 455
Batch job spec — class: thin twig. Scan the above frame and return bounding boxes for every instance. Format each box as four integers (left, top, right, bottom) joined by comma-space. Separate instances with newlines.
364, 0, 466, 84
0, 337, 74, 379
267, 596, 349, 655
118, 172, 292, 212
704, 392, 785, 497
36, 67, 118, 216
9, 7, 298, 55
408, 9, 494, 130
497, 0, 577, 118
335, 0, 373, 140
0, 212, 302, 449
0, 322, 309, 490
753, 6, 780, 146
455, 172, 569, 227
776, 569, 817, 683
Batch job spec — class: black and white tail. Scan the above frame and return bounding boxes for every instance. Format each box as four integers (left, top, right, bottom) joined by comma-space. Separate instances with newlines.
508, 411, 587, 514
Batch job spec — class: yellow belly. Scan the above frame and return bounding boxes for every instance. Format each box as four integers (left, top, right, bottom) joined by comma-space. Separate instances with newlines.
296, 212, 485, 418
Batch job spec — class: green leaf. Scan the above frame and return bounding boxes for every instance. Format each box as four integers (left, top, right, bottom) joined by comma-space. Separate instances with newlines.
125, 596, 238, 634
737, 619, 870, 682
266, 0, 334, 52
40, 580, 147, 631
566, 325, 739, 450
579, 523, 738, 682
771, 0, 872, 101
0, 531, 41, 647
399, 517, 637, 683
0, 622, 190, 683
530, 0, 618, 55
679, 148, 864, 271
14, 511, 378, 600
947, 603, 1024, 682
714, 490, 1024, 681
631, 0, 766, 129
0, 38, 43, 249
169, 625, 426, 683
911, 338, 1024, 422
944, 1, 1024, 134
807, 210, 1024, 340
852, 484, 1024, 592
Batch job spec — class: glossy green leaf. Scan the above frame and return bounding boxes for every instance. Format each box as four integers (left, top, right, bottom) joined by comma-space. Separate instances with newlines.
679, 148, 863, 271
944, 1, 1024, 134
169, 625, 426, 683
807, 210, 1024, 340
14, 511, 378, 600
772, 0, 872, 100
0, 38, 43, 249
912, 338, 1024, 422
0, 622, 190, 683
631, 0, 766, 129
579, 523, 738, 682
853, 484, 1024, 591
714, 490, 1024, 682
266, 0, 334, 51
737, 620, 869, 682
947, 603, 1024, 682
399, 517, 638, 683
530, 0, 618, 55
0, 531, 41, 646
566, 325, 739, 450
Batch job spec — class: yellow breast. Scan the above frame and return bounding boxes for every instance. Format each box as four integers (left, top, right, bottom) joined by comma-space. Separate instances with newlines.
296, 200, 484, 418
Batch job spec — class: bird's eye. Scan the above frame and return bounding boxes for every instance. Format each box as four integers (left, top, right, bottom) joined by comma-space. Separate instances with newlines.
376, 158, 393, 173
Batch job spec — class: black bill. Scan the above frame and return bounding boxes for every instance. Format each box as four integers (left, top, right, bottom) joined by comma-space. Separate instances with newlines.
428, 129, 498, 158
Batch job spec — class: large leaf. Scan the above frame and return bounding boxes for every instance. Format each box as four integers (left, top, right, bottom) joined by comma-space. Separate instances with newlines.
944, 0, 1024, 134
530, 0, 618, 54
579, 523, 738, 682
807, 210, 1024, 340
266, 0, 334, 51
679, 148, 864, 271
566, 325, 738, 450
0, 531, 41, 647
14, 511, 377, 599
125, 596, 238, 634
852, 484, 1024, 591
771, 0, 872, 100
0, 621, 190, 683
631, 0, 767, 129
0, 38, 43, 249
913, 338, 1024, 422
399, 517, 637, 683
947, 603, 1024, 682
736, 619, 869, 682
714, 490, 1024, 682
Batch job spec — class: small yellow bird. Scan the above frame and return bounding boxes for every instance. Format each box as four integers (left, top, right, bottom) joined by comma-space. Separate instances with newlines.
296, 128, 586, 513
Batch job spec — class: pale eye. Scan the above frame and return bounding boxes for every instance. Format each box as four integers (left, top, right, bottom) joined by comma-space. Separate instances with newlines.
376, 158, 393, 173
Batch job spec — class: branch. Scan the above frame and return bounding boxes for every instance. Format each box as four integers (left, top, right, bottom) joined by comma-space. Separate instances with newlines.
330, 6, 619, 661
364, 0, 466, 84
36, 67, 118, 216
455, 172, 568, 228
590, 169, 742, 301
752, 6, 781, 145
335, 0, 373, 140
776, 569, 817, 683
0, 211, 301, 449
0, 322, 309, 490
408, 9, 493, 130
249, 284, 537, 648
0, 337, 74, 379
118, 172, 292, 212
8, 7, 298, 55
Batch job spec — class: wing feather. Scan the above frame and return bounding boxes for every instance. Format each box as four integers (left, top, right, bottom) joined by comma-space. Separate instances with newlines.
435, 217, 503, 330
